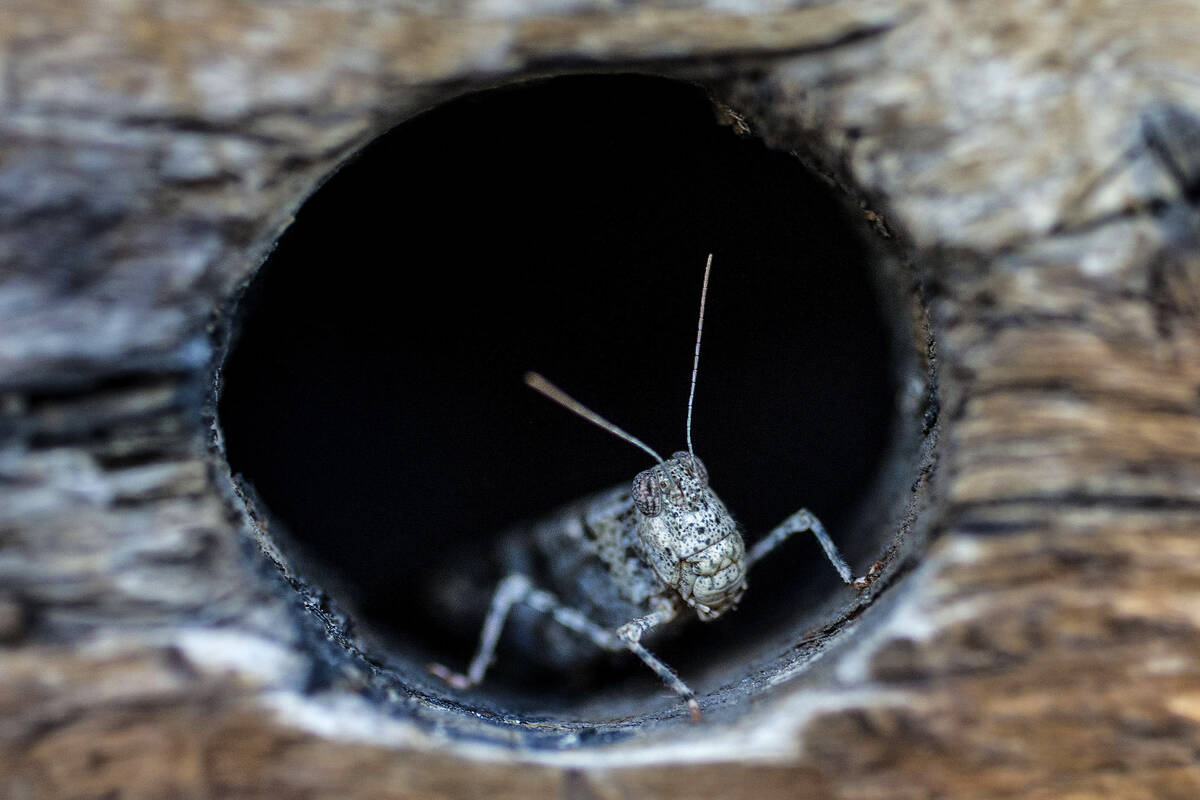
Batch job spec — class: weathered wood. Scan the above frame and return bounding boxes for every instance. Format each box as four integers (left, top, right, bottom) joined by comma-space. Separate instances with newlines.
3, 0, 1200, 797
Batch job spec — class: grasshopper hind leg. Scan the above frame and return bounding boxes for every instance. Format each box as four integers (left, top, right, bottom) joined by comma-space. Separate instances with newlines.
428, 573, 622, 688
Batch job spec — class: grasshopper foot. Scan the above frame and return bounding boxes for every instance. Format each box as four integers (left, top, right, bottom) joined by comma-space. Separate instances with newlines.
852, 560, 885, 591
427, 662, 477, 689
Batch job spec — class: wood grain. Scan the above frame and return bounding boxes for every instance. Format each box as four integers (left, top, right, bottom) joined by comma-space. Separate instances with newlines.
2, 0, 1199, 797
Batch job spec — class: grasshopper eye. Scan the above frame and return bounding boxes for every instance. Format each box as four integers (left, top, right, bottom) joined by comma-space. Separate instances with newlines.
633, 470, 662, 516
671, 451, 709, 486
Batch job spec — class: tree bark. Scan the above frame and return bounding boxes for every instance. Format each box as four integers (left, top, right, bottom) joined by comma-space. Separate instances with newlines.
2, 1, 1200, 797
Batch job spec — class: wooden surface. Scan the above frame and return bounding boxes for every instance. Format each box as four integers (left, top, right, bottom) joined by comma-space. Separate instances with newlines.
2, 0, 1200, 797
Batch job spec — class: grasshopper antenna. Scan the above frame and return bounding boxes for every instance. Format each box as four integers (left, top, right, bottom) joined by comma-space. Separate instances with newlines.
686, 253, 713, 465
524, 372, 665, 464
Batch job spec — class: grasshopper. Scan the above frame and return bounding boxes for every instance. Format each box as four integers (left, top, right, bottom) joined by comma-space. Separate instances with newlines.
429, 255, 874, 721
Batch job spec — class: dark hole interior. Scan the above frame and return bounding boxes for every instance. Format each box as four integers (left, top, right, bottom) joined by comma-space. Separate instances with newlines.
219, 74, 897, 715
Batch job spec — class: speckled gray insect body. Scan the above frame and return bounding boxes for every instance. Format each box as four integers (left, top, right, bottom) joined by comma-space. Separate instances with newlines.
631, 451, 745, 621
429, 256, 868, 720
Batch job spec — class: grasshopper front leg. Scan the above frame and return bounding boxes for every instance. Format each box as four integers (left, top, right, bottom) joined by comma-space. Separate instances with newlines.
616, 601, 703, 722
747, 508, 878, 589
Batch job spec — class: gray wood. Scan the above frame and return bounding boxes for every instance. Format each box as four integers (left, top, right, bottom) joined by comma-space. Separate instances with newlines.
2, 1, 1199, 797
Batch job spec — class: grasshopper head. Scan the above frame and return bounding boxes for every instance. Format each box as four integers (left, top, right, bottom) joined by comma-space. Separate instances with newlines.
633, 452, 747, 619
633, 451, 708, 516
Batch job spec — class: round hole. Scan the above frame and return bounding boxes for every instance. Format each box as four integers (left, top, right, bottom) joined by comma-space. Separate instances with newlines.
217, 74, 923, 727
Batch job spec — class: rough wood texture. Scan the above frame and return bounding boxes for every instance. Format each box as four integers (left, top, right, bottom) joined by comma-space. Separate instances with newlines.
3, 1, 1200, 797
